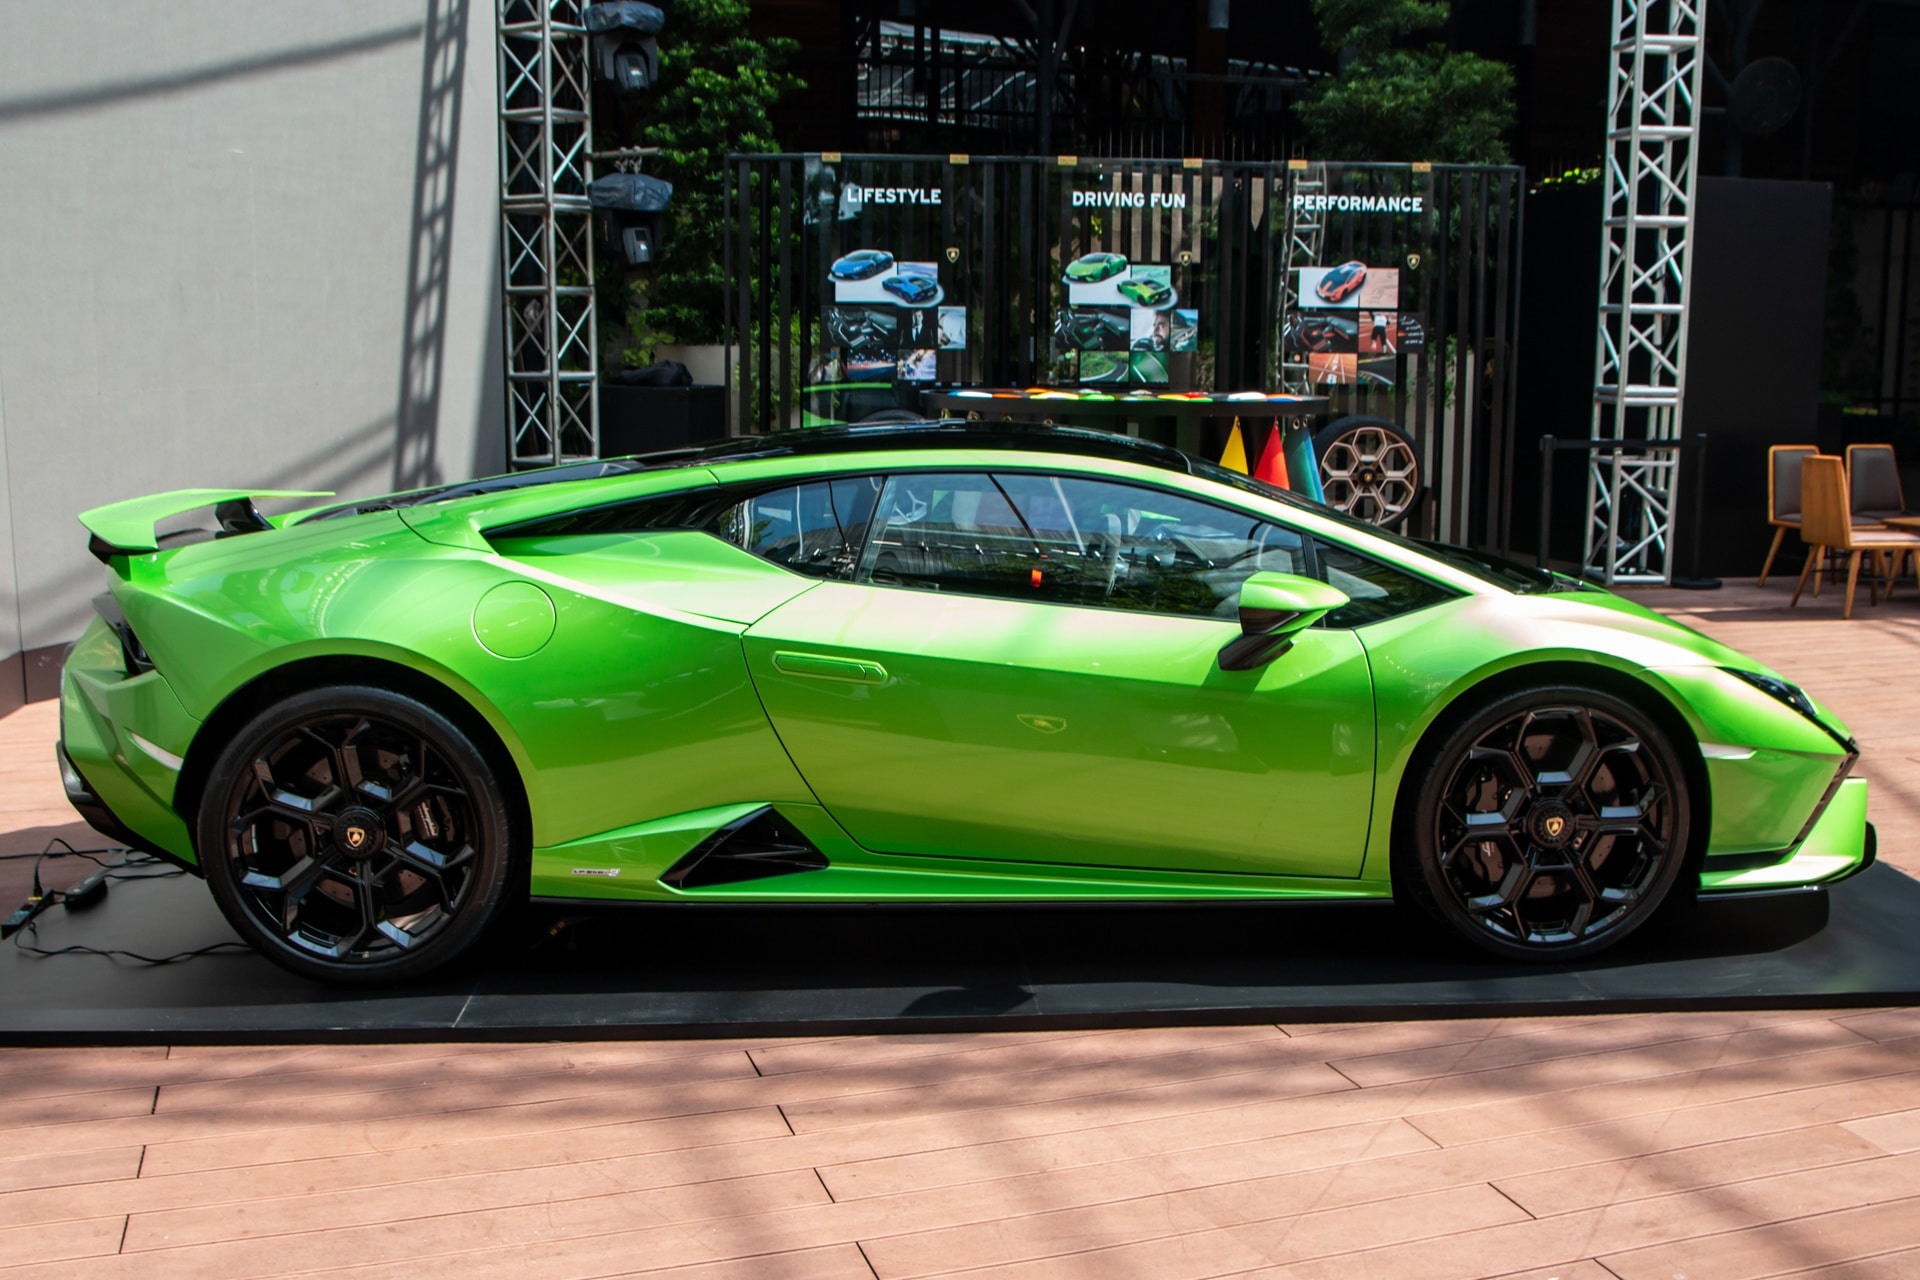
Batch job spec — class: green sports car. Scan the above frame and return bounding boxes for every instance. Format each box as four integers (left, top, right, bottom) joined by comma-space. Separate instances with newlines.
60, 424, 1872, 985
1064, 252, 1129, 284
1117, 278, 1174, 308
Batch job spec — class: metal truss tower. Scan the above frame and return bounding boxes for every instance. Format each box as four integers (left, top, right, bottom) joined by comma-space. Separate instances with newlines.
498, 0, 599, 467
1278, 159, 1328, 394
1583, 0, 1706, 583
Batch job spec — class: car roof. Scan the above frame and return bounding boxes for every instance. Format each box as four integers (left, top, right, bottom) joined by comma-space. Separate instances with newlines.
636, 419, 1205, 474
298, 420, 1219, 525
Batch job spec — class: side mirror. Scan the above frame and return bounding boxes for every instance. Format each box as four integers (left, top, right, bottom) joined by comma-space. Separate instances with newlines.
1218, 572, 1349, 671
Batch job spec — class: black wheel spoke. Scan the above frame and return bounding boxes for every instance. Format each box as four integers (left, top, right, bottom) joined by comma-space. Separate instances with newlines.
232, 800, 321, 837
350, 870, 382, 949
1466, 861, 1526, 913
240, 849, 337, 898
393, 838, 473, 876
386, 774, 429, 813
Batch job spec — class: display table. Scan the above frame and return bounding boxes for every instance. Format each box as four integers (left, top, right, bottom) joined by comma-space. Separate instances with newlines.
917, 388, 1329, 456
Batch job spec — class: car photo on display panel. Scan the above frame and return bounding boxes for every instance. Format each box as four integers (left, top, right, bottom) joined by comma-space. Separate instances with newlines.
1117, 278, 1174, 308
60, 424, 1874, 985
830, 249, 895, 281
1064, 252, 1129, 283
1314, 260, 1368, 303
881, 273, 942, 306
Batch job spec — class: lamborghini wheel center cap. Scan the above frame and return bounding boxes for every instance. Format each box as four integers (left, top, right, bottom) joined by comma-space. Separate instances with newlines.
333, 807, 386, 859
1529, 801, 1576, 849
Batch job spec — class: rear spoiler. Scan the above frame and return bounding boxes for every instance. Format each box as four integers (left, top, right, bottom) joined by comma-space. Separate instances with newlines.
78, 489, 333, 562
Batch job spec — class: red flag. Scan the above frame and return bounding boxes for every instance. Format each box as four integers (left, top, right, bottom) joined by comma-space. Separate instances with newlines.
1252, 423, 1291, 489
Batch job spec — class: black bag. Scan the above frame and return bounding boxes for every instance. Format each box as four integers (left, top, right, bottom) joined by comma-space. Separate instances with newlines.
612, 360, 692, 387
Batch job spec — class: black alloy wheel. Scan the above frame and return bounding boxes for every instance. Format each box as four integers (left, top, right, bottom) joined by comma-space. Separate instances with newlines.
1404, 686, 1691, 961
198, 686, 516, 985
1314, 415, 1420, 529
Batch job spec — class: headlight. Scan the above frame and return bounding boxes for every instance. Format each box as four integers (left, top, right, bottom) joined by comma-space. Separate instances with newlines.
1722, 667, 1850, 748
1723, 668, 1816, 719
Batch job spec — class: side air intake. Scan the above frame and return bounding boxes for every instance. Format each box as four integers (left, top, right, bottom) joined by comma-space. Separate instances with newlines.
661, 807, 829, 889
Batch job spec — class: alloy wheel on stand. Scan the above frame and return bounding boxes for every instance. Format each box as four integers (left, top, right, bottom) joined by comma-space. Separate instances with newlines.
1314, 415, 1420, 529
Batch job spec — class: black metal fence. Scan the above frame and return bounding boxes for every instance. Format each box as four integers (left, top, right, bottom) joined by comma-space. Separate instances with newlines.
724, 155, 1523, 550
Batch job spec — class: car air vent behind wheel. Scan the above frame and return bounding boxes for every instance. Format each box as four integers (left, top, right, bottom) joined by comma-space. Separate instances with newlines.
661, 807, 829, 889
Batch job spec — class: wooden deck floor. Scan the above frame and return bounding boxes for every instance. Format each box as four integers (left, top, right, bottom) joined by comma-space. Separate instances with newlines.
2, 578, 1918, 1279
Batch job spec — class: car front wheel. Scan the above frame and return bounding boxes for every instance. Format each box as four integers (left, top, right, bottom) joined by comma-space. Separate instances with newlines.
197, 685, 516, 986
1404, 686, 1691, 961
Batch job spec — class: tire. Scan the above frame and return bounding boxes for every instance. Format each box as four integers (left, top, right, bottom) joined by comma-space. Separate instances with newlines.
1313, 415, 1420, 529
1399, 684, 1691, 962
197, 685, 518, 986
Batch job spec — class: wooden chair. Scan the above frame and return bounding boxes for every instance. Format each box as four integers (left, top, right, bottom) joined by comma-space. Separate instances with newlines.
1847, 443, 1908, 521
1758, 444, 1817, 587
1792, 455, 1920, 618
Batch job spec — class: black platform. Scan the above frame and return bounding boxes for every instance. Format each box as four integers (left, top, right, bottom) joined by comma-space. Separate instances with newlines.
4, 864, 1920, 1044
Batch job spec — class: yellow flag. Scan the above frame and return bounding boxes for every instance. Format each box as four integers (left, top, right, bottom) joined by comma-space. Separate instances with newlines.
1219, 419, 1249, 474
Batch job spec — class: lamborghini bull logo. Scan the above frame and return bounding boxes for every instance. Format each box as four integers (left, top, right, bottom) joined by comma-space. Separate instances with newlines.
1543, 815, 1566, 840
344, 826, 368, 850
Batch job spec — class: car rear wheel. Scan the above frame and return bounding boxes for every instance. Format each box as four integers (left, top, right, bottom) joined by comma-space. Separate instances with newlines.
1404, 686, 1690, 961
197, 686, 516, 986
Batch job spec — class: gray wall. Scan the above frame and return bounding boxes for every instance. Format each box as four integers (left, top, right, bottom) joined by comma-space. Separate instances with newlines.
0, 0, 505, 706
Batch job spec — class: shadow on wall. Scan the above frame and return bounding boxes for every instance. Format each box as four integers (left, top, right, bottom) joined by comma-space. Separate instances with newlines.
0, 24, 425, 124
394, 0, 471, 493
474, 235, 508, 479
0, 1, 478, 495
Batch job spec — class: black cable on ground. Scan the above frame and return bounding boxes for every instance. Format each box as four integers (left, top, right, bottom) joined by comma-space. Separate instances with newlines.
4, 837, 250, 965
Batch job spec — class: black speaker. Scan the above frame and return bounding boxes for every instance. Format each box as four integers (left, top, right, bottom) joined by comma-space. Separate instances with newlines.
599, 384, 728, 456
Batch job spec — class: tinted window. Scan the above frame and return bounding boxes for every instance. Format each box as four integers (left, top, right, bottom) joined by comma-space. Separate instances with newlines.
486, 488, 712, 539
1314, 537, 1456, 627
711, 477, 880, 579
857, 471, 1306, 618
858, 472, 1048, 600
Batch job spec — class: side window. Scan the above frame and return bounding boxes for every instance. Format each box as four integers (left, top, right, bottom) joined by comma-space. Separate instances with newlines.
856, 471, 1305, 618
710, 476, 881, 579
1313, 537, 1455, 627
999, 474, 1305, 618
857, 472, 1046, 599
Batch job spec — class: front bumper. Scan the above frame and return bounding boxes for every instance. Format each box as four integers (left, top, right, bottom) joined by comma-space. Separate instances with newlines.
1699, 776, 1872, 894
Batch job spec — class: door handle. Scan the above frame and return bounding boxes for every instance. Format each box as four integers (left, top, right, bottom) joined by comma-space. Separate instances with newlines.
771, 651, 889, 684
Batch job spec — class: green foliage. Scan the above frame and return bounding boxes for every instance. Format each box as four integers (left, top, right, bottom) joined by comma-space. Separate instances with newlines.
1298, 0, 1514, 165
613, 0, 800, 359
1533, 165, 1601, 193
1310, 0, 1449, 58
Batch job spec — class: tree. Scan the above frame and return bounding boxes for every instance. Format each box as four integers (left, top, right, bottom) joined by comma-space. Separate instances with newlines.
608, 0, 799, 358
1297, 0, 1514, 165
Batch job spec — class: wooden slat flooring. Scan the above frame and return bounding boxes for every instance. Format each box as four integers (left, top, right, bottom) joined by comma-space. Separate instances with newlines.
1, 576, 1917, 1277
